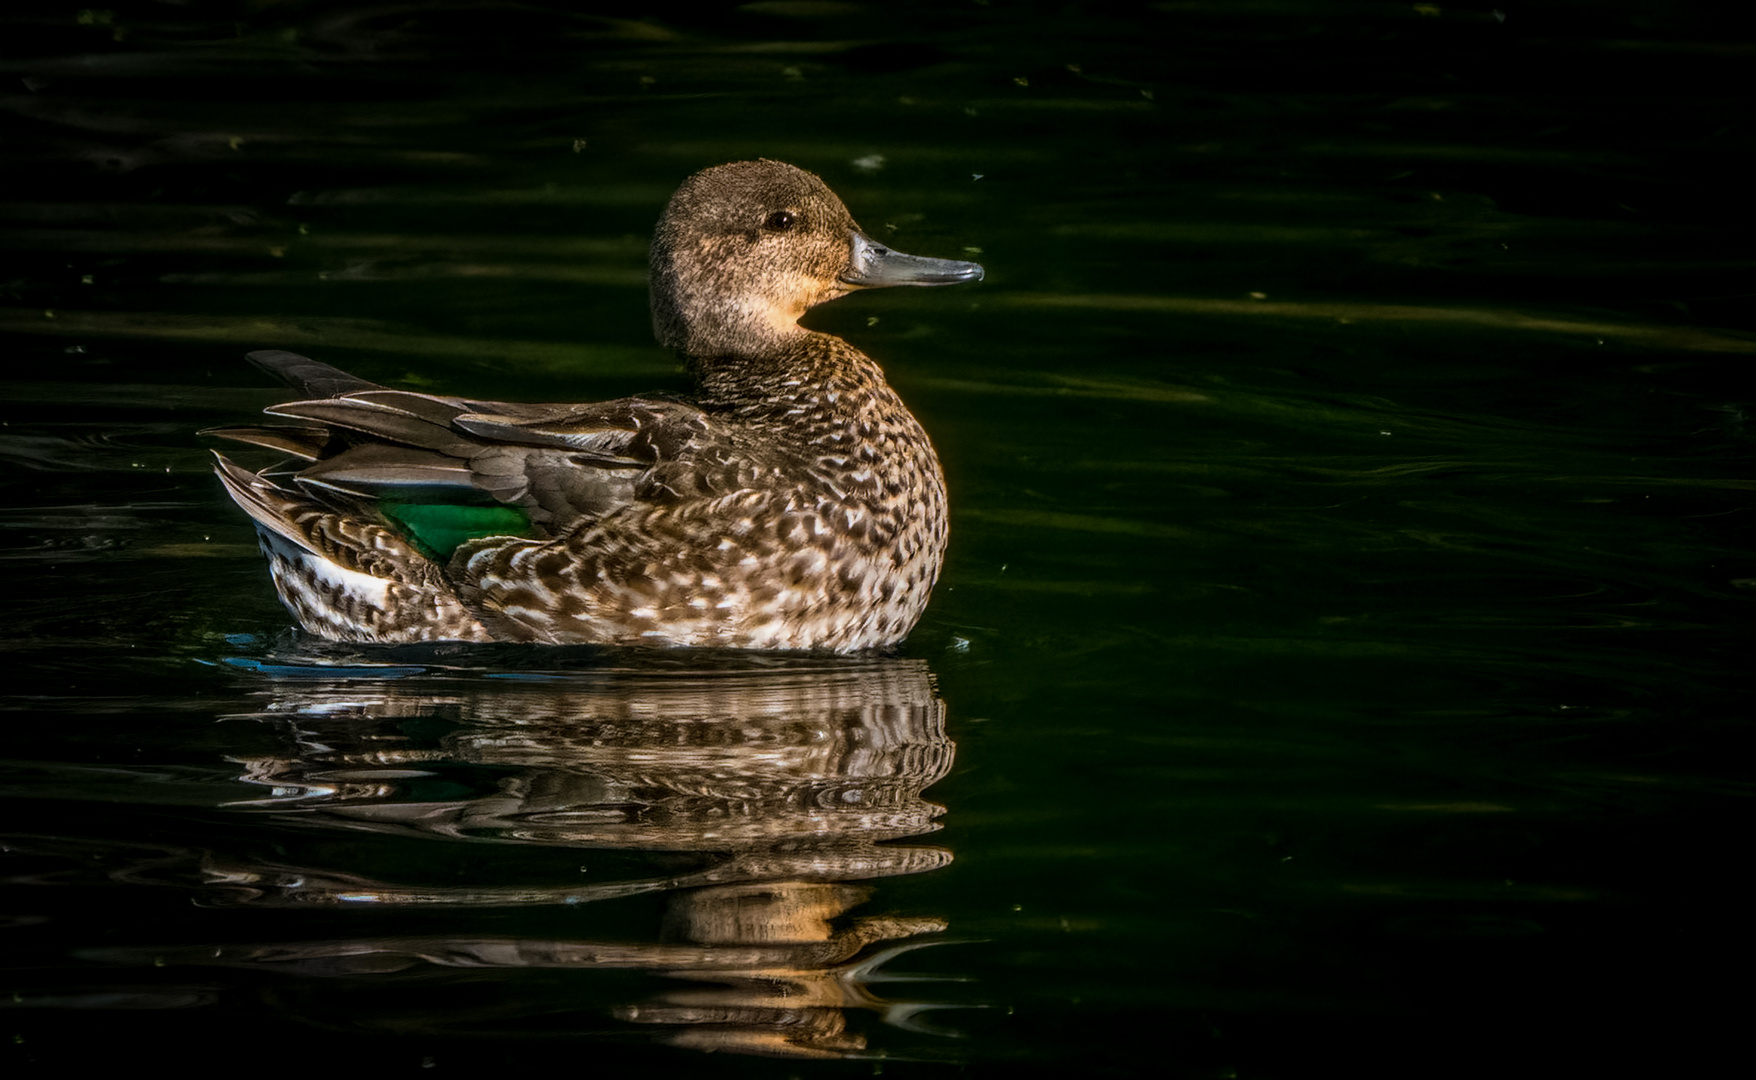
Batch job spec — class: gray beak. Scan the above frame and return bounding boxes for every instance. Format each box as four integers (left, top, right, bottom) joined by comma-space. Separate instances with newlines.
841, 230, 985, 288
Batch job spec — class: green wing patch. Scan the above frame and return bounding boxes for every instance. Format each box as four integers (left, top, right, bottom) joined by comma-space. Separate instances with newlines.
381, 501, 532, 561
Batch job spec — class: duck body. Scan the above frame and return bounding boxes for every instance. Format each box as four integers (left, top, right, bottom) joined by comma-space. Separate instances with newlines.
211, 160, 982, 651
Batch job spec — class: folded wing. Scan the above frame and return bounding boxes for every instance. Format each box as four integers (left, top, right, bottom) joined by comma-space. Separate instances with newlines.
213, 350, 723, 546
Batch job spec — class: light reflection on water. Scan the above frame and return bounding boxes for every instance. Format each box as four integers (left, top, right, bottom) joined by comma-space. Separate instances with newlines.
19, 649, 962, 1058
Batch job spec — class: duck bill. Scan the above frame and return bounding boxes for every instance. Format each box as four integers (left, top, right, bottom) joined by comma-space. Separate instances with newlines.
841, 230, 984, 289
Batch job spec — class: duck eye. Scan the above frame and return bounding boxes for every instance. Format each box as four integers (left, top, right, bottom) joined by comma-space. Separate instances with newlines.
763, 210, 797, 232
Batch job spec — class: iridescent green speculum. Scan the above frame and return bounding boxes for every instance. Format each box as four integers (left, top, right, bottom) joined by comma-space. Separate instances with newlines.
379, 501, 532, 562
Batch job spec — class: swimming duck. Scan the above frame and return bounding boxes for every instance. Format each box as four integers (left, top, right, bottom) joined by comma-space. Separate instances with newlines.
210, 159, 983, 651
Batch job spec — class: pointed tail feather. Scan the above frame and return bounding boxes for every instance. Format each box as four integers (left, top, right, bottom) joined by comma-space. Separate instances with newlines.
212, 451, 321, 554
201, 425, 331, 460
247, 350, 385, 398
211, 452, 490, 644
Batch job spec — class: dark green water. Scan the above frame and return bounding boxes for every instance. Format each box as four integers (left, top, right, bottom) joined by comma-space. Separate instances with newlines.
3, 2, 1752, 1075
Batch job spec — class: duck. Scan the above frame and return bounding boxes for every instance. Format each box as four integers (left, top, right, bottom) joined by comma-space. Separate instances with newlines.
209, 159, 983, 651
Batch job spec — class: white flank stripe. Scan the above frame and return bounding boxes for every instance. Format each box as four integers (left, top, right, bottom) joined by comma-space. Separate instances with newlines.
265, 531, 393, 608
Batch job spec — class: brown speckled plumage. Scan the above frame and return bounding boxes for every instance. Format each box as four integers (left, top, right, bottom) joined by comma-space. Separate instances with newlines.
210, 160, 982, 651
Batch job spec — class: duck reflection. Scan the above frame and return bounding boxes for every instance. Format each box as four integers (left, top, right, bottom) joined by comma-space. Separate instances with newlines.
191, 651, 959, 1057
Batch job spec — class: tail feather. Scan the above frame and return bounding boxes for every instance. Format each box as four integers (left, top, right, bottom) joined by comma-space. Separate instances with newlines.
201, 425, 330, 461
212, 451, 319, 554
211, 451, 490, 643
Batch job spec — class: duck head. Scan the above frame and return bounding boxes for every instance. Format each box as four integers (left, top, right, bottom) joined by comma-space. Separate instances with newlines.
649, 159, 984, 358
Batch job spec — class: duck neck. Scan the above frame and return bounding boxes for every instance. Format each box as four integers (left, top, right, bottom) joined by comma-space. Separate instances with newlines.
687, 332, 893, 415
658, 305, 810, 360
649, 243, 819, 359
